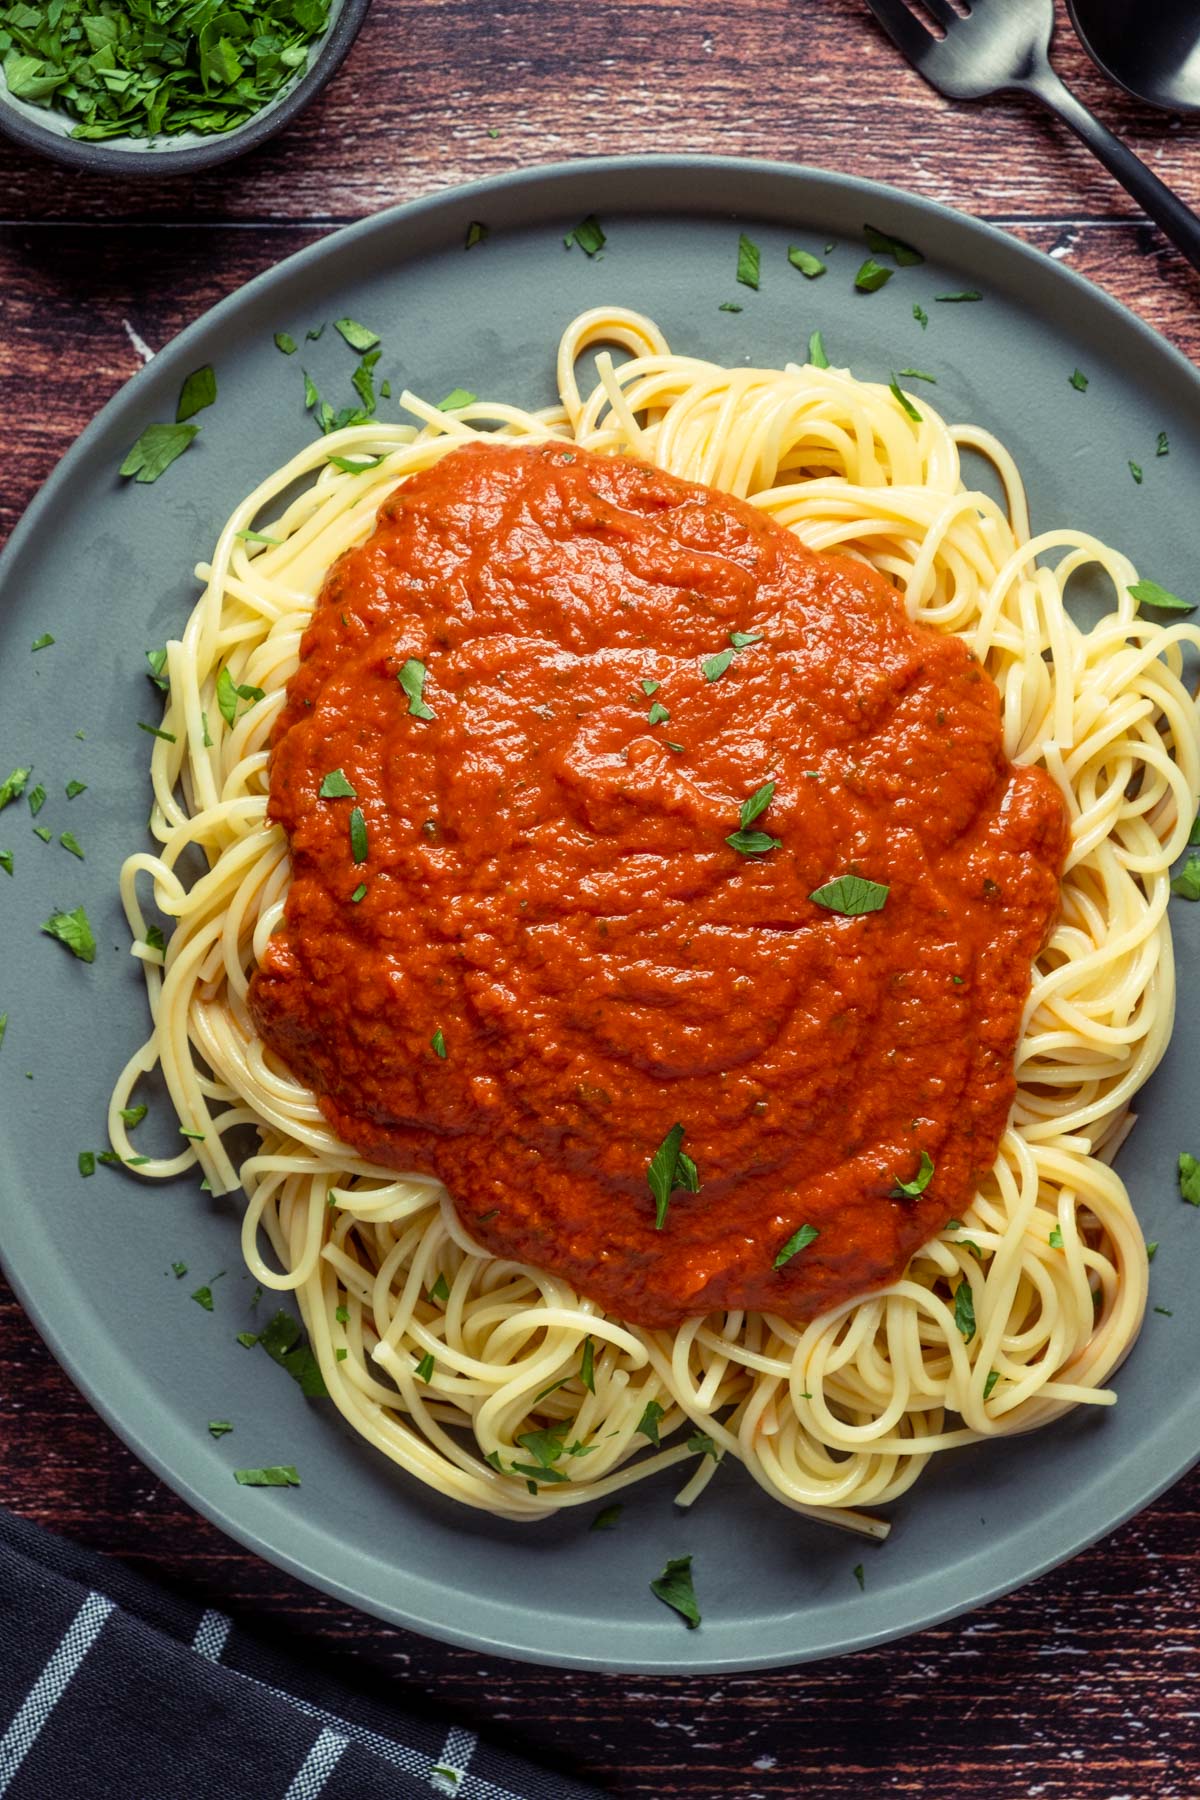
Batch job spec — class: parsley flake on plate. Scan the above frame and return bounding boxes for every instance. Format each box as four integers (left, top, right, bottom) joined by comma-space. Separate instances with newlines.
736, 233, 760, 290
274, 332, 298, 355
636, 1399, 665, 1447
0, 767, 32, 811
42, 905, 95, 963
208, 1421, 233, 1438
864, 223, 923, 266
913, 303, 928, 328
465, 221, 488, 249
176, 366, 217, 421
1174, 857, 1200, 901
935, 291, 982, 303
30, 633, 54, 652
234, 1466, 300, 1488
1179, 1153, 1200, 1206
437, 388, 477, 411
590, 1502, 623, 1531
334, 317, 380, 352
854, 258, 892, 293
1069, 368, 1089, 392
650, 1555, 701, 1629
120, 423, 199, 484
889, 373, 922, 422
953, 1281, 976, 1343
564, 215, 606, 256
788, 247, 825, 279
808, 330, 830, 369
1129, 580, 1195, 615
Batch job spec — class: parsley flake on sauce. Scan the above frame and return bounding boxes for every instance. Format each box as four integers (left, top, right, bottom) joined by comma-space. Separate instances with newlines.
774, 1222, 819, 1268
641, 678, 660, 696
953, 1281, 976, 1343
348, 807, 368, 865
319, 769, 357, 799
1128, 580, 1196, 615
234, 1466, 300, 1487
809, 874, 889, 916
650, 1555, 701, 1629
890, 1150, 934, 1198
564, 215, 606, 256
808, 330, 830, 369
788, 247, 826, 279
350, 882, 367, 904
854, 258, 892, 293
864, 223, 924, 266
729, 629, 763, 650
727, 828, 781, 856
431, 1028, 447, 1059
399, 658, 436, 720
176, 366, 217, 421
1179, 1153, 1200, 1206
736, 233, 760, 290
646, 1122, 700, 1230
120, 423, 199, 484
42, 906, 95, 963
738, 780, 775, 829
647, 701, 670, 726
334, 317, 380, 352
889, 374, 922, 423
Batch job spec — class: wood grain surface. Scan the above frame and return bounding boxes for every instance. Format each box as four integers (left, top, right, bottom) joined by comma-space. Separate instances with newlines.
3, 2, 1200, 1794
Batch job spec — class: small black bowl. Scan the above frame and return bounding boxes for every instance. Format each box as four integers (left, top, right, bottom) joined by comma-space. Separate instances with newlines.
0, 0, 371, 176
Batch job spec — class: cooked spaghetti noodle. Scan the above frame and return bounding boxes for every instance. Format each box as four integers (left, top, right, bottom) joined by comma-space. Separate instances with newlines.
111, 308, 1199, 1535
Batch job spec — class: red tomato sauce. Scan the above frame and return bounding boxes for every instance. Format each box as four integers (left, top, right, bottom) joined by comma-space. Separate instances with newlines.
249, 441, 1068, 1328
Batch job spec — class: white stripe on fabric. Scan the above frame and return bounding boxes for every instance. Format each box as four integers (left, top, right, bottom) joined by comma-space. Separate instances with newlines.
432, 1725, 477, 1792
0, 1591, 114, 1795
283, 1726, 348, 1800
191, 1609, 232, 1663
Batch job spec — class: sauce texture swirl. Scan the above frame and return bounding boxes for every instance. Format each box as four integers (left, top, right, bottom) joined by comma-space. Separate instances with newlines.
249, 441, 1068, 1327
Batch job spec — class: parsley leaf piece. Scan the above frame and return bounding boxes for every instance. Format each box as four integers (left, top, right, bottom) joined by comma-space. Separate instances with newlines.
0, 768, 32, 811
437, 388, 477, 411
349, 807, 368, 865
935, 291, 982, 303
216, 666, 264, 730
1130, 461, 1144, 485
650, 1555, 701, 1629
234, 1466, 300, 1487
590, 1503, 623, 1531
1069, 368, 1089, 392
854, 258, 892, 293
810, 874, 889, 916
703, 648, 735, 682
636, 1399, 666, 1447
889, 374, 922, 422
429, 1272, 451, 1304
145, 925, 166, 954
718, 302, 743, 314
580, 1335, 596, 1394
137, 722, 176, 742
640, 678, 660, 696
853, 1563, 866, 1590
687, 1433, 721, 1461
729, 629, 763, 649
774, 1222, 819, 1268
465, 220, 488, 249
1129, 580, 1195, 615
516, 1425, 569, 1470
319, 769, 357, 800
42, 906, 95, 963
191, 1286, 214, 1311
0, 851, 11, 877
913, 302, 929, 328
28, 785, 45, 816
726, 829, 781, 856
890, 1150, 934, 1199
788, 247, 826, 279
1179, 1152, 1200, 1205
327, 453, 384, 475
897, 368, 936, 381
177, 366, 217, 422
1157, 431, 1170, 457
431, 1028, 447, 1059
983, 1370, 1000, 1400
565, 215, 606, 256
415, 1352, 436, 1383
120, 1105, 147, 1127
59, 832, 84, 860
736, 233, 760, 289
953, 1281, 976, 1343
208, 1420, 233, 1438
65, 780, 86, 799
1146, 1241, 1159, 1261
257, 1309, 327, 1396
1049, 1226, 1064, 1248
30, 633, 54, 652
145, 647, 169, 691
350, 883, 367, 904
738, 780, 775, 830
646, 1123, 700, 1229
808, 329, 830, 369
119, 423, 199, 484
274, 332, 298, 355
864, 223, 924, 266
334, 318, 380, 351
647, 701, 670, 726
1173, 857, 1200, 902
32, 826, 51, 844
78, 1151, 95, 1178
398, 658, 436, 720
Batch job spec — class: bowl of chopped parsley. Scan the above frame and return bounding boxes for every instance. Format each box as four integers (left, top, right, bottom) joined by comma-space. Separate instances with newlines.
0, 0, 371, 173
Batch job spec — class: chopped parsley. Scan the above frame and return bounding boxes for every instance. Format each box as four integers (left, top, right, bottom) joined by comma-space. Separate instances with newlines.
726, 780, 780, 857
647, 701, 670, 726
641, 678, 660, 696
256, 1309, 327, 1396
0, 767, 32, 811
580, 1335, 596, 1393
177, 366, 217, 421
0, 851, 11, 876
274, 332, 297, 355
897, 368, 936, 382
718, 302, 743, 313
788, 247, 826, 279
1171, 857, 1200, 900
889, 373, 922, 423
437, 388, 477, 411
208, 1420, 233, 1438
854, 258, 892, 293
953, 1281, 976, 1343
137, 722, 175, 743
983, 1370, 1000, 1400
415, 1352, 436, 1383
398, 657, 435, 720
429, 1271, 451, 1304
465, 221, 488, 249
59, 832, 84, 860
1130, 461, 1143, 485
702, 648, 734, 682
729, 629, 763, 649
28, 784, 45, 816
431, 1028, 447, 1058
1069, 368, 1089, 392
810, 874, 888, 916
333, 317, 380, 352
1179, 1153, 1200, 1206
350, 882, 367, 903
864, 223, 923, 266
78, 1151, 95, 1178
913, 302, 928, 328
590, 1503, 623, 1531
216, 667, 264, 730
319, 768, 357, 799
32, 826, 51, 844
1146, 1241, 1159, 1261
191, 1285, 215, 1311
808, 330, 830, 369
564, 215, 606, 256
234, 1466, 300, 1488
853, 1563, 865, 1591
774, 1222, 818, 1268
736, 233, 760, 289
1049, 1226, 1064, 1248
890, 1150, 934, 1198
1157, 431, 1170, 457
327, 453, 384, 474
935, 291, 982, 303
636, 1399, 666, 1447
646, 1122, 700, 1229
687, 1433, 721, 1461
120, 423, 199, 484
41, 906, 95, 963
650, 1555, 701, 1629
1128, 580, 1195, 615
65, 780, 86, 799
348, 807, 368, 864
30, 633, 54, 652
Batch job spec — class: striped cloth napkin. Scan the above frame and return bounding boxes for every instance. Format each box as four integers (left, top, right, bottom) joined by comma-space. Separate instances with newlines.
0, 1508, 606, 1799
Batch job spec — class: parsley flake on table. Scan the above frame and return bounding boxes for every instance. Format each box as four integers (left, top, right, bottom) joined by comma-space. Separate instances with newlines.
646, 1122, 700, 1230
564, 215, 606, 256
774, 1222, 819, 1268
788, 247, 826, 279
650, 1555, 701, 1629
234, 1466, 300, 1487
810, 873, 889, 916
120, 423, 199, 484
736, 233, 760, 289
41, 905, 95, 963
176, 366, 217, 422
1129, 580, 1195, 615
890, 1150, 934, 1198
854, 258, 892, 293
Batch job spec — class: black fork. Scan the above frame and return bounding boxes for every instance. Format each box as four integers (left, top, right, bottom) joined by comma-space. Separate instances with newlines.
865, 0, 1200, 274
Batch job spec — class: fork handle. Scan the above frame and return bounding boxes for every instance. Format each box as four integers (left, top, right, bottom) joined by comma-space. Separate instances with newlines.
1022, 66, 1200, 276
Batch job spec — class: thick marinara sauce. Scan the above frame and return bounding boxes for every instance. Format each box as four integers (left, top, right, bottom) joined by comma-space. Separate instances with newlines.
249, 441, 1068, 1329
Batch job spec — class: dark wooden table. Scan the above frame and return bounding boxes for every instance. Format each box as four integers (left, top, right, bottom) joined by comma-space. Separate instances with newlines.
4, 3, 1200, 1793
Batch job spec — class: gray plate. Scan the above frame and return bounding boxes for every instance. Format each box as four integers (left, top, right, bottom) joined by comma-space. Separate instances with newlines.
1, 158, 1198, 1674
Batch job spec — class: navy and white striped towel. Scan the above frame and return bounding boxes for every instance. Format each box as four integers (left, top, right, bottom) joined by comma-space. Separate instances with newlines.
0, 1508, 607, 1800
